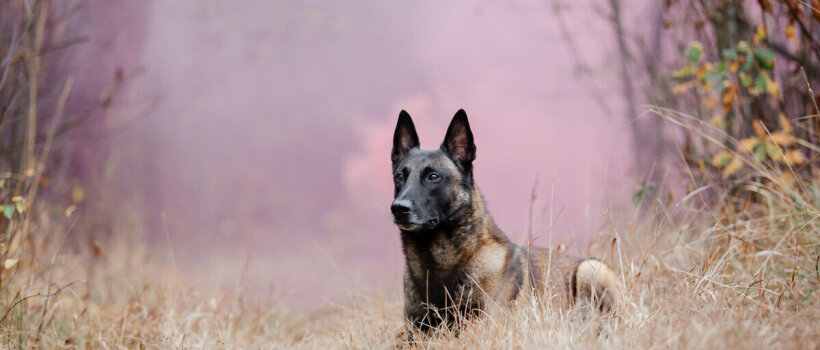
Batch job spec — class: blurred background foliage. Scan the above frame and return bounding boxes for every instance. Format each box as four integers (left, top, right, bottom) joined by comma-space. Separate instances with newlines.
580, 0, 820, 205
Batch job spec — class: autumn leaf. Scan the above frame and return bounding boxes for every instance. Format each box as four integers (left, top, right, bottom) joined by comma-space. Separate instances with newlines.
72, 186, 85, 204
722, 156, 744, 177
767, 132, 794, 147
703, 96, 720, 109
752, 120, 767, 137
709, 115, 726, 128
711, 150, 734, 167
784, 149, 806, 165
729, 61, 740, 73
65, 204, 77, 218
778, 171, 795, 188
739, 137, 760, 153
737, 40, 751, 53
673, 81, 697, 95
89, 240, 103, 258
763, 71, 780, 99
696, 62, 712, 78
754, 27, 767, 45
785, 25, 796, 45
722, 83, 737, 110
778, 113, 792, 134
813, 1, 820, 22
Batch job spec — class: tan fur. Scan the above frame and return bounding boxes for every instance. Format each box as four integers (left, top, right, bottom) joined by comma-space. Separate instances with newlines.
401, 184, 625, 331
574, 260, 624, 311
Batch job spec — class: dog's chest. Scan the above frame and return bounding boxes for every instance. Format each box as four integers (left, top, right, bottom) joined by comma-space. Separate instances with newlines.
403, 229, 476, 274
404, 237, 477, 293
402, 230, 514, 308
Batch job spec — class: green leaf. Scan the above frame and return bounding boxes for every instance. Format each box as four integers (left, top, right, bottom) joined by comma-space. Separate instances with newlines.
0, 179, 4, 189
765, 142, 780, 159
715, 153, 733, 167
755, 74, 767, 91
705, 71, 726, 86
671, 66, 694, 78
2, 205, 13, 219
632, 183, 656, 205
685, 41, 703, 65
740, 72, 753, 87
14, 201, 24, 214
742, 53, 754, 71
716, 61, 728, 74
722, 49, 738, 61
754, 49, 775, 70
754, 142, 768, 161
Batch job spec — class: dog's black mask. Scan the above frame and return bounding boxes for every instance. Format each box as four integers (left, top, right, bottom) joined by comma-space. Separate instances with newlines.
390, 110, 476, 232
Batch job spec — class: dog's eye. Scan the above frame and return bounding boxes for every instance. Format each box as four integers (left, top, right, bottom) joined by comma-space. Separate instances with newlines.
395, 173, 404, 182
428, 173, 440, 181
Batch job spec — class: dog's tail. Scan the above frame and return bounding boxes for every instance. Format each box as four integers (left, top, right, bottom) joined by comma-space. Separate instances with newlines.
573, 259, 625, 313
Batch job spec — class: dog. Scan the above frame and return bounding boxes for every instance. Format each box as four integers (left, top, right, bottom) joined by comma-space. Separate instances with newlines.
390, 109, 624, 332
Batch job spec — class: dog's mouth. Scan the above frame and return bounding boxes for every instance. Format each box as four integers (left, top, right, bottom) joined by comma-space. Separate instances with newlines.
395, 218, 439, 231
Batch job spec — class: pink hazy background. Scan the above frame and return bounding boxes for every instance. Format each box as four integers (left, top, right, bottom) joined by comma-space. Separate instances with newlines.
70, 0, 656, 302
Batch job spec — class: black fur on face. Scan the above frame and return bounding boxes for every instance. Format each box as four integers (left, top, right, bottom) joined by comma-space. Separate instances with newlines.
390, 110, 476, 232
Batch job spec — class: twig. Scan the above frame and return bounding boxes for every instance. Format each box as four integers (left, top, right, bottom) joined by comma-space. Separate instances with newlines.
0, 26, 18, 92
801, 67, 820, 150
0, 280, 82, 325
526, 175, 539, 244
26, 77, 73, 207
35, 216, 78, 340
545, 154, 557, 309
22, 1, 48, 177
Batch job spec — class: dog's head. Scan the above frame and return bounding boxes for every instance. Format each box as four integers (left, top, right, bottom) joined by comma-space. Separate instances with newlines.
390, 110, 476, 232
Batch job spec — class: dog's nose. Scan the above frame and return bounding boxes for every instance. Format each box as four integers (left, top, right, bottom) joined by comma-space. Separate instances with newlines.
391, 200, 412, 216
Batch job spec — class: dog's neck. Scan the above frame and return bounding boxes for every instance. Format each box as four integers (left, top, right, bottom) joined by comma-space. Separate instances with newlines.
399, 184, 510, 273
455, 184, 501, 239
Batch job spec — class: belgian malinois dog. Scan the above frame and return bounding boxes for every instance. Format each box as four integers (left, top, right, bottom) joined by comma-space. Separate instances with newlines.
391, 109, 624, 332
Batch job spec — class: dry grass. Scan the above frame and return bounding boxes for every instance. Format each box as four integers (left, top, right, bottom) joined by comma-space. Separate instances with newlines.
1, 206, 817, 349
1, 111, 819, 349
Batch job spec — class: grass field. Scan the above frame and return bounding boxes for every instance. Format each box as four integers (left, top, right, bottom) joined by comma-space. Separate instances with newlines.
2, 146, 819, 349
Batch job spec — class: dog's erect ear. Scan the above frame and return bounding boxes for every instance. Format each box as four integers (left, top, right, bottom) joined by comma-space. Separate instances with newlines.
392, 110, 420, 164
441, 109, 476, 172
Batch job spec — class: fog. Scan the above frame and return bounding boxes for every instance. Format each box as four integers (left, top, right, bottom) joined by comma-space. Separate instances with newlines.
83, 0, 645, 301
